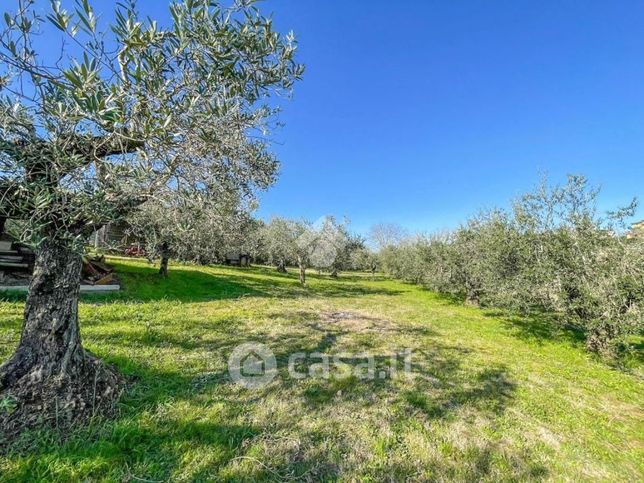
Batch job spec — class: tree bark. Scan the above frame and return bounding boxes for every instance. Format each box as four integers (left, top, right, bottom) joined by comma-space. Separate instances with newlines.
0, 240, 123, 437
159, 256, 169, 277
298, 256, 306, 284
0, 241, 83, 388
464, 283, 481, 306
330, 267, 338, 278
276, 260, 287, 273
159, 242, 170, 278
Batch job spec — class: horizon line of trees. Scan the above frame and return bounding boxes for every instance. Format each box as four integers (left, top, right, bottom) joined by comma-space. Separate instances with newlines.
376, 175, 643, 360
120, 208, 379, 282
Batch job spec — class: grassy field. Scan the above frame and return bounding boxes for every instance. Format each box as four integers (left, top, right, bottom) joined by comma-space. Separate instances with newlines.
0, 258, 642, 481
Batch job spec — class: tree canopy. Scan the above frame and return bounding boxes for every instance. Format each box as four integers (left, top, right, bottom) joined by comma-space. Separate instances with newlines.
0, 0, 303, 247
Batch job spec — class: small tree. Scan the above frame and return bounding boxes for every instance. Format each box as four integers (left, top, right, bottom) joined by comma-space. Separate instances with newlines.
350, 247, 378, 277
294, 220, 318, 284
369, 222, 407, 250
127, 189, 254, 276
0, 0, 302, 431
261, 216, 298, 273
262, 216, 345, 284
309, 216, 348, 277
261, 217, 327, 284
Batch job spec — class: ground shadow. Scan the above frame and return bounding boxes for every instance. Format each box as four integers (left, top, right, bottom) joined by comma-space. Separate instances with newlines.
483, 309, 586, 347
1, 300, 549, 481
73, 261, 404, 304
411, 286, 587, 349
0, 262, 401, 306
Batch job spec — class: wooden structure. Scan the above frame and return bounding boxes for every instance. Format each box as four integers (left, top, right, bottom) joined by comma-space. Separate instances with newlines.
0, 217, 35, 277
225, 252, 250, 267
0, 216, 117, 287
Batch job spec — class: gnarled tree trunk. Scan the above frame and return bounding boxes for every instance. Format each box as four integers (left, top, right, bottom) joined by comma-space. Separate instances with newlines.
0, 240, 123, 437
276, 259, 287, 273
159, 241, 170, 278
464, 282, 481, 306
297, 256, 306, 284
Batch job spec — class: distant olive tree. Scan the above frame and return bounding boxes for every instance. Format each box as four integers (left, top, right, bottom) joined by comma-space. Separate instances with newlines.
292, 220, 319, 284
0, 0, 302, 432
261, 216, 299, 273
309, 216, 348, 277
350, 247, 378, 277
261, 216, 351, 283
369, 222, 407, 250
127, 190, 256, 276
334, 232, 368, 275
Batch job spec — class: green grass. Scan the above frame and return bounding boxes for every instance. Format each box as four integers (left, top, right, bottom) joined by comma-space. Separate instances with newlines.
0, 257, 642, 481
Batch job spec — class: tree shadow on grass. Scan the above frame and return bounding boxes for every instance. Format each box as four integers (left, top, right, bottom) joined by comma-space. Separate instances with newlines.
411, 287, 586, 349
1, 305, 549, 481
375, 440, 548, 482
77, 261, 404, 304
260, 327, 548, 480
483, 309, 586, 348
1, 263, 401, 305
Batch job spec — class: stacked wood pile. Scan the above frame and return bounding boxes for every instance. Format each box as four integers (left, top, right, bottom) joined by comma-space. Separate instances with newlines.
0, 219, 117, 286
81, 255, 116, 285
0, 234, 35, 275
0, 242, 116, 286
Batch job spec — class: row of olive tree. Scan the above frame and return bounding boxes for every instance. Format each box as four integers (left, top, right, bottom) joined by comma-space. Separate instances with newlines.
126, 191, 261, 276
259, 216, 375, 282
379, 176, 643, 358
124, 210, 376, 281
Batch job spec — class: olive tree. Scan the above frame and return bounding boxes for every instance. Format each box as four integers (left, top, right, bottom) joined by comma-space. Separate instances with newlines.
261, 216, 338, 284
127, 189, 257, 275
0, 0, 302, 431
350, 247, 378, 277
261, 216, 298, 273
333, 232, 367, 275
293, 219, 320, 284
309, 216, 348, 277
508, 175, 642, 355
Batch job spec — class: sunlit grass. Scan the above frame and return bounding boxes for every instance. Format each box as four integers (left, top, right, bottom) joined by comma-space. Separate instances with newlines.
0, 258, 642, 481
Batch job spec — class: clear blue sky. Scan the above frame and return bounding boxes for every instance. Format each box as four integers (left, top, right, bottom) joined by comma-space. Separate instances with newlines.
39, 1, 644, 234
253, 0, 644, 234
